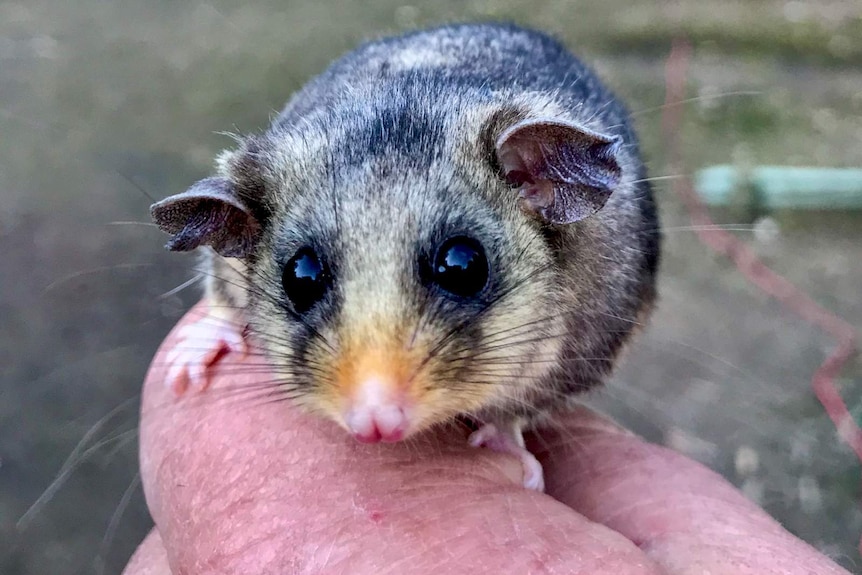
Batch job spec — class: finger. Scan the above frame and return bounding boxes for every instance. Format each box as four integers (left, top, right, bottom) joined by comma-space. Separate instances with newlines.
122, 530, 170, 575
136, 304, 663, 574
528, 407, 850, 575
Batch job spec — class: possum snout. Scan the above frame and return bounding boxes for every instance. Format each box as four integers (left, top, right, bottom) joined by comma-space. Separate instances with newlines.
343, 375, 412, 443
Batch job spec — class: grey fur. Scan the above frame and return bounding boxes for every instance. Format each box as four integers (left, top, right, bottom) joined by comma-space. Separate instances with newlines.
155, 23, 660, 430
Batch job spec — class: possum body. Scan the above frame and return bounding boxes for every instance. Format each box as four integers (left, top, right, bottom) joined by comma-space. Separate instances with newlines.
151, 23, 660, 490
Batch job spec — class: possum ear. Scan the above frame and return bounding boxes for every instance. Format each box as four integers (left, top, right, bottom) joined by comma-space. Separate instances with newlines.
150, 177, 262, 258
495, 118, 623, 224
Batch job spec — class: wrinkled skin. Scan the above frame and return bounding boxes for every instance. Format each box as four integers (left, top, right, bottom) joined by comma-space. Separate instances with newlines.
125, 304, 849, 575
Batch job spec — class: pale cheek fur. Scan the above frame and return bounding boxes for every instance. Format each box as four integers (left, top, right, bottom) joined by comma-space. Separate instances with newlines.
468, 294, 564, 408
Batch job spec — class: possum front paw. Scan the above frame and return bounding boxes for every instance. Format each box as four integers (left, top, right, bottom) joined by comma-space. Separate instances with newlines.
165, 313, 247, 396
469, 423, 545, 492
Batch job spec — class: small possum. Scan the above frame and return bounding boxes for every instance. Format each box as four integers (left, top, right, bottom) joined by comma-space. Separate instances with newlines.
151, 23, 660, 490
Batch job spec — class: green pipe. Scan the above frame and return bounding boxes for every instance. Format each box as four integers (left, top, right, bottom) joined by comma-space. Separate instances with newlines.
694, 165, 862, 210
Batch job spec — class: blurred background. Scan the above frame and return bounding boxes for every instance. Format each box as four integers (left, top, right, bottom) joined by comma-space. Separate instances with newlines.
1, 0, 861, 572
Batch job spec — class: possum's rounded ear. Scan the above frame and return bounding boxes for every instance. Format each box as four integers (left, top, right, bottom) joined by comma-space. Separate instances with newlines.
495, 118, 623, 225
150, 177, 261, 258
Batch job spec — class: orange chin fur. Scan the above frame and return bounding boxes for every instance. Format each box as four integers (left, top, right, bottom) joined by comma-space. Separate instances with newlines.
305, 324, 496, 437
335, 347, 416, 400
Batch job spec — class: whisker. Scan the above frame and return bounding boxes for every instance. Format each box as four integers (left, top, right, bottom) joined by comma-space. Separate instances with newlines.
17, 426, 138, 530
94, 473, 141, 575
160, 274, 203, 298
627, 90, 762, 118
42, 264, 154, 294
107, 221, 159, 228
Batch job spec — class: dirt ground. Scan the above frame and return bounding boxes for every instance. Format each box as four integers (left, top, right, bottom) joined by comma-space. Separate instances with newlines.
1, 1, 861, 573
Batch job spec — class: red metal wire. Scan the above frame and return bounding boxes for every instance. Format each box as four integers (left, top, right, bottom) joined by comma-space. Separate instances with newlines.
660, 37, 861, 549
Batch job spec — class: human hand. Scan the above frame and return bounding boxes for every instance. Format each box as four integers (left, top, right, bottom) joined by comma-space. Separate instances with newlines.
123, 304, 849, 574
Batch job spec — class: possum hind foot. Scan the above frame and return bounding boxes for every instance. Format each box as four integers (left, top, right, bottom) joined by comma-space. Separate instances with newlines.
469, 422, 545, 492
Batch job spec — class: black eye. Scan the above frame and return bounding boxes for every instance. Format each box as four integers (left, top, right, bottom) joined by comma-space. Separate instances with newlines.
433, 236, 489, 298
282, 247, 329, 313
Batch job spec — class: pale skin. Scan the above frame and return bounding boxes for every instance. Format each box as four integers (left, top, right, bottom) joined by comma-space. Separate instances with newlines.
124, 304, 851, 574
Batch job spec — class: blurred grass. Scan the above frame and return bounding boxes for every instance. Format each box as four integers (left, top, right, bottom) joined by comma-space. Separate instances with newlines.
4, 0, 860, 222
1, 0, 861, 573
606, 15, 862, 67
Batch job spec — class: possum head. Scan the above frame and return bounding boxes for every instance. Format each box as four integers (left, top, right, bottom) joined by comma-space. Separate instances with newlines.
151, 106, 627, 442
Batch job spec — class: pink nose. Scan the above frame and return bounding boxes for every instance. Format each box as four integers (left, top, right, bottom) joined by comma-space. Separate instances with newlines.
346, 405, 407, 443
344, 377, 410, 443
